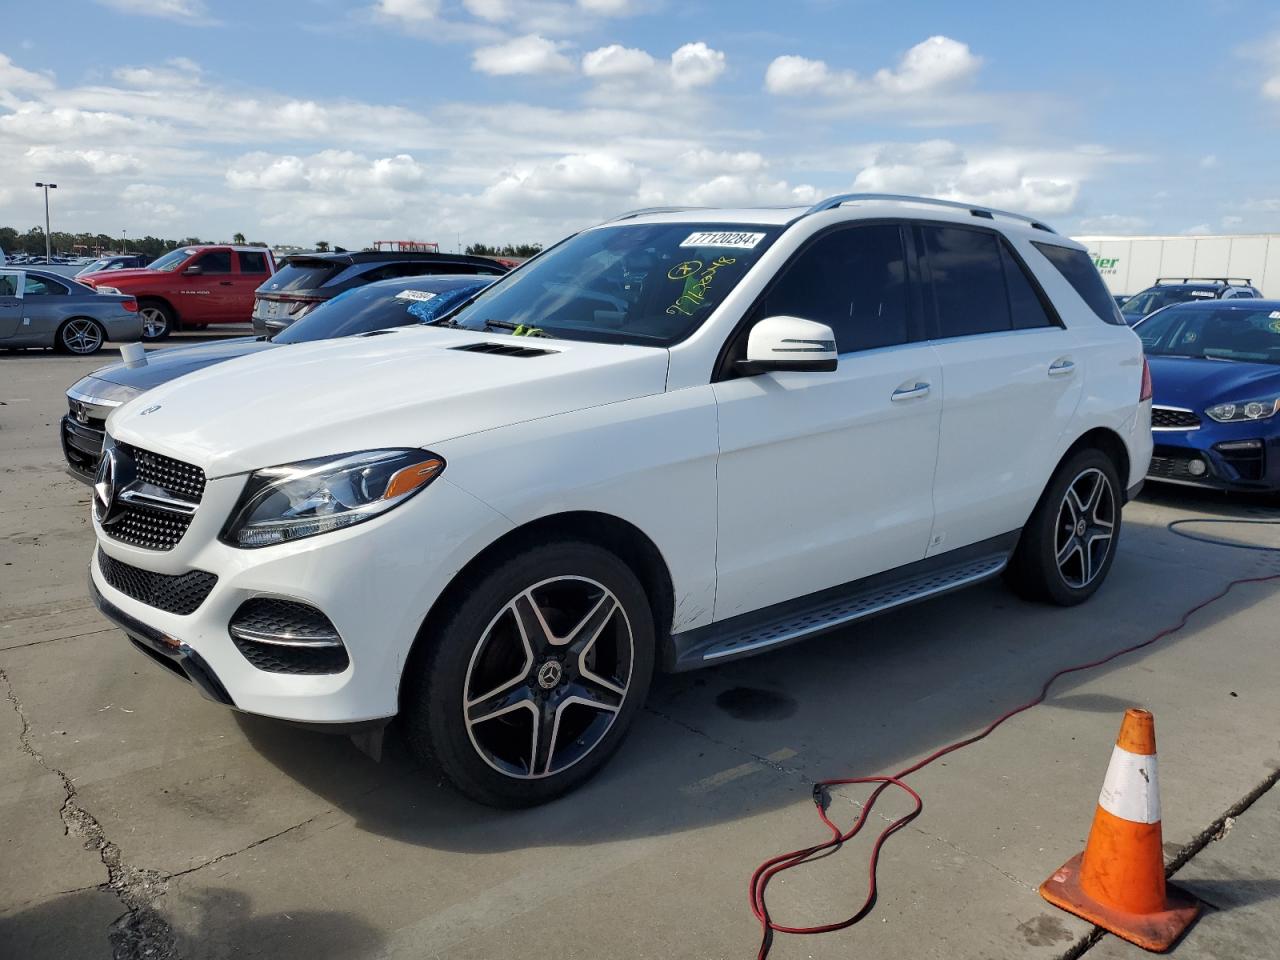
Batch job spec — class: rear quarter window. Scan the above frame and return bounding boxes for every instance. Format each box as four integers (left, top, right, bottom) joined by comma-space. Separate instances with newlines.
1032, 242, 1125, 325
266, 261, 342, 292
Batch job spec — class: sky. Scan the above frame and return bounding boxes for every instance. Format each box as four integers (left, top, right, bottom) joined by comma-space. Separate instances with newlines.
1, 0, 1279, 250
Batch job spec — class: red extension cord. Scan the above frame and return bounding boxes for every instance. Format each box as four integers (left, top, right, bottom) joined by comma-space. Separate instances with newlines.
748, 571, 1280, 960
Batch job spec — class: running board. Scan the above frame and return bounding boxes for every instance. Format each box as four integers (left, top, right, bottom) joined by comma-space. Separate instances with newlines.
667, 546, 1011, 672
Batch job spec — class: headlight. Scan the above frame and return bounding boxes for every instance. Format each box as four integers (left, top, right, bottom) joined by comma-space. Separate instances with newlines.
220, 449, 444, 548
1204, 397, 1280, 423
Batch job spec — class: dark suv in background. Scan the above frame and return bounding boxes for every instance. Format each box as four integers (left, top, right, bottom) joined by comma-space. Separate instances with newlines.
252, 250, 508, 336
1120, 277, 1261, 324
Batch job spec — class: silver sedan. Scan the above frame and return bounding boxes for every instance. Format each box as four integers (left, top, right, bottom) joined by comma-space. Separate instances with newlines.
0, 268, 143, 355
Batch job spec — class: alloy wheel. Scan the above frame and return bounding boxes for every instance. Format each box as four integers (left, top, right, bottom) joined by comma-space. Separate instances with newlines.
139, 307, 168, 339
61, 318, 103, 354
463, 576, 634, 779
1055, 467, 1116, 589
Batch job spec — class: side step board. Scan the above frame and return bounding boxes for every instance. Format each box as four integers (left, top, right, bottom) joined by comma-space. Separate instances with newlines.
669, 551, 1009, 671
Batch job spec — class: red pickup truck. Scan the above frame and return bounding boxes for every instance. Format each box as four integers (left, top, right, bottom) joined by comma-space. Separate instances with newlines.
81, 245, 276, 340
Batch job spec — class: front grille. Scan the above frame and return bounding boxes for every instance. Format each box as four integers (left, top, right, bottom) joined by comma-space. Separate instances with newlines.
229, 598, 349, 675
98, 548, 217, 615
101, 444, 205, 552
128, 444, 206, 500
1152, 407, 1201, 430
61, 417, 105, 476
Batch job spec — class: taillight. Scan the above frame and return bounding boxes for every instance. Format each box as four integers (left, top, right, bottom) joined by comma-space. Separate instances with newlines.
123, 298, 138, 313
1140, 356, 1152, 402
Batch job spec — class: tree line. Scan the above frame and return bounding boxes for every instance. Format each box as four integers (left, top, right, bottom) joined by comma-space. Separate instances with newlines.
465, 242, 544, 258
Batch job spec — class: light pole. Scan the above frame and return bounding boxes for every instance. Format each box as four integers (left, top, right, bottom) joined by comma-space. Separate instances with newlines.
34, 182, 57, 262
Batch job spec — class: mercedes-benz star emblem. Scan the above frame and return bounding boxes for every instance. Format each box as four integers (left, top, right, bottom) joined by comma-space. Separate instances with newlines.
139, 405, 162, 416
536, 660, 563, 690
94, 448, 117, 516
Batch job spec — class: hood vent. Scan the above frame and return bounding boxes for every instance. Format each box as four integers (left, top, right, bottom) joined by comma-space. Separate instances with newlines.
450, 342, 555, 358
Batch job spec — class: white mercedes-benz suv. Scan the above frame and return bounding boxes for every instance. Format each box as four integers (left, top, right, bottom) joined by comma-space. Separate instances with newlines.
89, 195, 1153, 806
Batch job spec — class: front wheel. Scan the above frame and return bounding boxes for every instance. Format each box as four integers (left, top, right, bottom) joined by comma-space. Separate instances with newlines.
137, 301, 174, 341
404, 541, 655, 807
1005, 448, 1122, 606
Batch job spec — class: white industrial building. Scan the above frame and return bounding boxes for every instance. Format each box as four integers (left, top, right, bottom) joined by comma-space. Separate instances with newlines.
1072, 233, 1280, 298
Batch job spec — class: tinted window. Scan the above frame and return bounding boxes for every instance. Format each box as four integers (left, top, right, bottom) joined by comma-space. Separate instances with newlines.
1137, 306, 1280, 365
194, 251, 232, 274
922, 226, 1010, 337
274, 279, 494, 344
24, 275, 66, 295
238, 251, 269, 274
1034, 242, 1125, 325
1000, 241, 1055, 329
266, 260, 343, 292
756, 224, 909, 353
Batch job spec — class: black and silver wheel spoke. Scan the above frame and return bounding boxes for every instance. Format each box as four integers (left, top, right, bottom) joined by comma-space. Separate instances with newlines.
464, 575, 633, 780
64, 319, 101, 354
1055, 467, 1116, 590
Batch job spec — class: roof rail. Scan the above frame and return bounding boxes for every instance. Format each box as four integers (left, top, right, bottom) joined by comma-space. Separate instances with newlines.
607, 206, 707, 223
1154, 277, 1253, 286
803, 193, 1058, 234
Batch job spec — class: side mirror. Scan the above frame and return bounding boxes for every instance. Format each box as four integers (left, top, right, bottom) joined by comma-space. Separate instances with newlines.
183, 265, 203, 276
737, 315, 838, 375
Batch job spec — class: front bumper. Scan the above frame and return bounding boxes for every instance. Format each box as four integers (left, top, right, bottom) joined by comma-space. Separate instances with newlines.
1146, 423, 1280, 492
90, 471, 513, 724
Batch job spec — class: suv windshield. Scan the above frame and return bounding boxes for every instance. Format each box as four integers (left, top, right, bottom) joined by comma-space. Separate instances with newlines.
1121, 287, 1216, 320
1138, 306, 1280, 365
447, 223, 783, 346
148, 249, 198, 272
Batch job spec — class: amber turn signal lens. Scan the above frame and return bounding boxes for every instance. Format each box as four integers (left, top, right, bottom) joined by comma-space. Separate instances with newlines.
383, 458, 444, 500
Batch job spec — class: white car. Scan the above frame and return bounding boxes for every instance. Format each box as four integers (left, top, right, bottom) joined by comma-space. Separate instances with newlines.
89, 194, 1153, 806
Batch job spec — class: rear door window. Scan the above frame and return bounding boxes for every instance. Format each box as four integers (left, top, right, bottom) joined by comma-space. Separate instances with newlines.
1033, 242, 1125, 325
238, 251, 269, 274
919, 225, 1011, 338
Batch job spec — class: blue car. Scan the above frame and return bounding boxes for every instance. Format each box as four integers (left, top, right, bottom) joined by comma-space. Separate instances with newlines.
1136, 299, 1280, 491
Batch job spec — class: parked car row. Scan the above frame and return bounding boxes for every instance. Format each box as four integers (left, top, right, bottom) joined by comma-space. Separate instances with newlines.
1116, 276, 1262, 324
78, 193, 1156, 807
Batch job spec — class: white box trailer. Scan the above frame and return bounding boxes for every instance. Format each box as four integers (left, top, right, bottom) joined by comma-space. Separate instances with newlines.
1071, 234, 1280, 298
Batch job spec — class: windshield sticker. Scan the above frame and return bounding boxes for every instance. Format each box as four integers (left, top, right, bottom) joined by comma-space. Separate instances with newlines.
1269, 311, 1280, 320
394, 289, 437, 302
666, 256, 737, 317
680, 231, 765, 250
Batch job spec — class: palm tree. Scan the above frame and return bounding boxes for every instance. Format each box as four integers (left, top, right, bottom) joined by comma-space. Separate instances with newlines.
232, 232, 246, 244
315, 240, 330, 253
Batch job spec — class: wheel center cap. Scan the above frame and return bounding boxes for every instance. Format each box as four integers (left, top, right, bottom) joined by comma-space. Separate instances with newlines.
536, 660, 563, 690
1075, 518, 1088, 537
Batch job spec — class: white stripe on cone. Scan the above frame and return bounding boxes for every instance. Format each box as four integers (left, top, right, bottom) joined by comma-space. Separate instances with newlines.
1097, 744, 1161, 824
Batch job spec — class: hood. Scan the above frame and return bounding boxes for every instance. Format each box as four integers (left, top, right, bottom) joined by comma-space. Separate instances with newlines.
1147, 355, 1280, 408
107, 327, 670, 477
93, 338, 271, 391
82, 268, 164, 286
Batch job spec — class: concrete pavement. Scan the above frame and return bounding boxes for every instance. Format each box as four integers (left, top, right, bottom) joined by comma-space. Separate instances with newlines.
2, 342, 1279, 960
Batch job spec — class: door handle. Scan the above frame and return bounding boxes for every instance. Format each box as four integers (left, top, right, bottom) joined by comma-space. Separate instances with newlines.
1048, 358, 1075, 377
891, 381, 931, 401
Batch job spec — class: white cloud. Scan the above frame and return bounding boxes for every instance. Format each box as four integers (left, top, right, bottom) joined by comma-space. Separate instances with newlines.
23, 146, 144, 176
95, 0, 213, 23
113, 57, 203, 88
669, 42, 726, 89
375, 0, 441, 21
227, 151, 430, 193
677, 149, 766, 175
1221, 215, 1244, 228
0, 53, 54, 91
1199, 154, 1218, 169
472, 34, 574, 76
456, 0, 637, 34
765, 35, 980, 100
1077, 214, 1150, 233
1180, 224, 1212, 235
582, 44, 656, 79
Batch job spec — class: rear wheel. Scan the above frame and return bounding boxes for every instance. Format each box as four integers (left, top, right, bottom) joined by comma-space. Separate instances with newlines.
138, 301, 174, 341
56, 317, 105, 355
1005, 448, 1122, 606
403, 541, 655, 807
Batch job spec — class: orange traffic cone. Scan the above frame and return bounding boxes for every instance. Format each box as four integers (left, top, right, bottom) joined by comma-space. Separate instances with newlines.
1040, 708, 1199, 952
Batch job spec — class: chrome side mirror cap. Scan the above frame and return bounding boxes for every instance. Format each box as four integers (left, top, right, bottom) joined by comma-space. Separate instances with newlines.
738, 315, 838, 375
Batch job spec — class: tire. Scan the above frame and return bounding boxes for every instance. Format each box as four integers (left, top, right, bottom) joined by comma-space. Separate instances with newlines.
404, 540, 656, 807
1005, 448, 1122, 606
56, 317, 106, 356
137, 301, 174, 341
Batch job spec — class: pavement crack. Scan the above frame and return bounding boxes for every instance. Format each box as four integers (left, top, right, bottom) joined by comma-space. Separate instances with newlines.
1, 666, 179, 960
167, 814, 325, 880
644, 704, 813, 785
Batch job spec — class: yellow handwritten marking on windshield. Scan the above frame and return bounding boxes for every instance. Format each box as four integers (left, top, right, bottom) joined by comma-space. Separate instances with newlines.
1270, 320, 1280, 334
666, 256, 737, 317
668, 261, 702, 280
